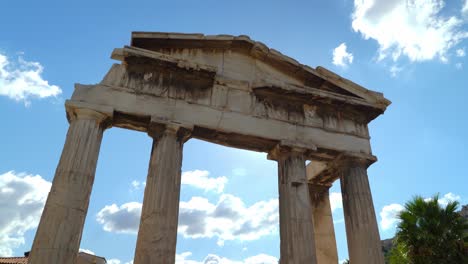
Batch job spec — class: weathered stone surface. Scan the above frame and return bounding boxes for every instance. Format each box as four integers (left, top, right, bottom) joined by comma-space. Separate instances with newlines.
29, 108, 111, 264
70, 83, 374, 157
30, 32, 391, 264
134, 125, 190, 264
309, 184, 338, 264
271, 146, 317, 264
340, 159, 385, 264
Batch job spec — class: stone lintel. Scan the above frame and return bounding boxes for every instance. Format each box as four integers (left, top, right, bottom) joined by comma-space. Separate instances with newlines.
67, 94, 369, 159
65, 100, 113, 128
306, 160, 328, 181
70, 84, 373, 156
308, 152, 377, 186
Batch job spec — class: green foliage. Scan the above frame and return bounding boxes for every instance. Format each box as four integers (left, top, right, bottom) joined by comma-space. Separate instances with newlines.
387, 241, 409, 264
389, 194, 468, 264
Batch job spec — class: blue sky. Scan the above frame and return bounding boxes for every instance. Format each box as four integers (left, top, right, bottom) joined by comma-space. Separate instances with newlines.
1, 0, 468, 263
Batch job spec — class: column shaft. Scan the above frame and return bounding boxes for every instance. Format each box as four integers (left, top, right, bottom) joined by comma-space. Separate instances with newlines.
134, 126, 188, 264
309, 184, 338, 264
29, 110, 109, 264
340, 162, 384, 264
277, 153, 317, 264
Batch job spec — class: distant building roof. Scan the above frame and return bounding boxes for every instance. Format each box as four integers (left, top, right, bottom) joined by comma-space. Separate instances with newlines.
0, 257, 28, 264
0, 252, 106, 264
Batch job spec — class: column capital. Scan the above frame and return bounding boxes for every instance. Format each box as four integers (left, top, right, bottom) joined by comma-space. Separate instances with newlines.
309, 183, 332, 205
65, 100, 113, 128
308, 183, 332, 194
147, 117, 193, 142
332, 152, 377, 171
267, 140, 316, 161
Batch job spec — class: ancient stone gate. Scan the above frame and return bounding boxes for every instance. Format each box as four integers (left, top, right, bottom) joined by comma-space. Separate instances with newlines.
29, 32, 390, 264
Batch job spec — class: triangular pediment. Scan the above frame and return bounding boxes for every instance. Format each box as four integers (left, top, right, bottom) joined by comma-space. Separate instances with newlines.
113, 32, 390, 112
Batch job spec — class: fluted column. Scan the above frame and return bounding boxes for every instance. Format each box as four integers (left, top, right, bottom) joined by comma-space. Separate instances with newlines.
29, 107, 112, 264
308, 184, 338, 264
269, 145, 317, 264
340, 157, 384, 264
134, 123, 191, 264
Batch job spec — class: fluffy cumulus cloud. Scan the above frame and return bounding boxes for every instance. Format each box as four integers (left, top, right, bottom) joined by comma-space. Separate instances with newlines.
329, 192, 343, 212
178, 194, 278, 245
130, 180, 145, 191
380, 192, 463, 230
352, 0, 468, 62
100, 252, 279, 264
79, 248, 95, 255
107, 259, 133, 264
129, 170, 228, 193
380, 203, 405, 230
182, 170, 228, 193
0, 171, 51, 256
456, 48, 466, 57
463, 0, 468, 16
390, 65, 403, 77
0, 53, 61, 106
332, 43, 354, 67
432, 192, 461, 206
96, 202, 142, 234
176, 252, 278, 264
96, 194, 278, 244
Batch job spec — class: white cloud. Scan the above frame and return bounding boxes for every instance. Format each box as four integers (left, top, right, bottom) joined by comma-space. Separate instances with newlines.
129, 170, 227, 193
332, 43, 354, 67
96, 194, 278, 244
379, 192, 463, 231
178, 194, 278, 245
0, 171, 51, 256
182, 170, 228, 193
352, 0, 468, 62
333, 218, 345, 225
96, 202, 142, 234
175, 251, 278, 264
105, 251, 278, 264
0, 53, 61, 106
243, 254, 278, 264
79, 248, 95, 255
380, 203, 405, 230
130, 180, 145, 191
456, 48, 466, 57
390, 65, 403, 77
330, 192, 343, 212
463, 0, 468, 16
107, 259, 133, 264
437, 192, 461, 206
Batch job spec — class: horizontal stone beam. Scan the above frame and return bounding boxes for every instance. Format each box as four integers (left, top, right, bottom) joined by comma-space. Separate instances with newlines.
69, 84, 372, 158
306, 160, 328, 181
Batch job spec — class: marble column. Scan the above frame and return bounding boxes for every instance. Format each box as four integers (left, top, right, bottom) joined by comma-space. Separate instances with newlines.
270, 145, 317, 264
133, 124, 191, 264
309, 183, 338, 264
340, 158, 384, 264
29, 107, 112, 264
